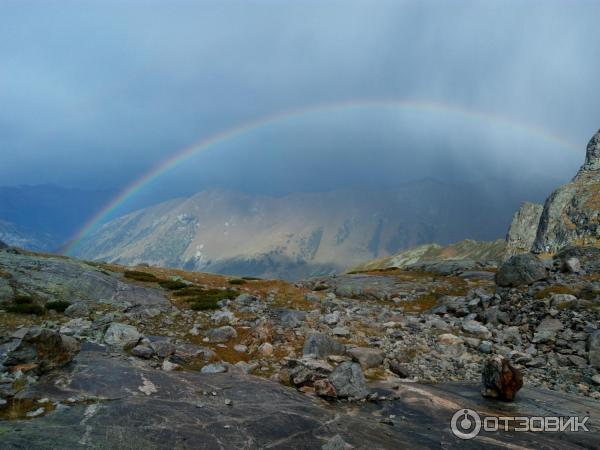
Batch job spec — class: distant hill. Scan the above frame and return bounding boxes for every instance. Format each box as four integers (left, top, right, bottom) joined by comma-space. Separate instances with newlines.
73, 180, 534, 280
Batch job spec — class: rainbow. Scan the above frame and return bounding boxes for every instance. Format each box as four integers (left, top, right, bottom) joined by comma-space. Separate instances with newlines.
62, 98, 580, 255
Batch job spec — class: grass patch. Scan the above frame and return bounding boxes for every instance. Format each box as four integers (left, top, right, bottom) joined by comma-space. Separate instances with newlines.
228, 278, 247, 285
534, 285, 579, 300
177, 287, 239, 311
158, 279, 187, 290
45, 300, 71, 313
124, 270, 158, 282
6, 303, 45, 315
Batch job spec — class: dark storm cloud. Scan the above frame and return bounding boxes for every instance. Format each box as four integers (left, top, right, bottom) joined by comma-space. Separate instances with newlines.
1, 0, 599, 199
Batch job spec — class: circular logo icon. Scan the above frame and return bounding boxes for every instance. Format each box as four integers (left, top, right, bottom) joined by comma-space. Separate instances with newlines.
451, 409, 482, 440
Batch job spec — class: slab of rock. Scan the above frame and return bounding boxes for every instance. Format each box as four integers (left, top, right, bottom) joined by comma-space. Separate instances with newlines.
329, 362, 369, 399
481, 356, 523, 401
103, 323, 141, 349
347, 347, 384, 369
495, 254, 547, 287
303, 332, 345, 359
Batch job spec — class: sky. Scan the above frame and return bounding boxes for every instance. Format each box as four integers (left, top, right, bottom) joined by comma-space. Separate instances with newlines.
1, 0, 599, 210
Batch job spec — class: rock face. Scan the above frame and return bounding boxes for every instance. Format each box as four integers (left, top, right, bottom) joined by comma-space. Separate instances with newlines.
495, 254, 547, 287
533, 129, 600, 253
481, 356, 523, 401
505, 202, 544, 256
2, 327, 79, 374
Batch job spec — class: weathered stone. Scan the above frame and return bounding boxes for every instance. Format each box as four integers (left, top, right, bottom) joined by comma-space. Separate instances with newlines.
103, 323, 141, 349
550, 294, 578, 309
505, 202, 544, 255
132, 345, 154, 359
314, 378, 337, 398
3, 327, 79, 374
329, 362, 369, 399
205, 326, 237, 343
303, 332, 345, 359
495, 254, 547, 287
64, 302, 91, 318
346, 347, 384, 369
588, 330, 600, 369
562, 257, 582, 274
462, 320, 491, 339
201, 362, 228, 374
258, 342, 274, 357
481, 356, 523, 401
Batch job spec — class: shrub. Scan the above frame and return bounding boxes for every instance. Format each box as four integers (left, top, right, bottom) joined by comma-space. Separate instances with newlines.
124, 270, 158, 282
45, 300, 71, 313
7, 304, 45, 315
158, 279, 188, 290
14, 295, 33, 304
179, 288, 238, 311
241, 276, 262, 281
228, 279, 246, 285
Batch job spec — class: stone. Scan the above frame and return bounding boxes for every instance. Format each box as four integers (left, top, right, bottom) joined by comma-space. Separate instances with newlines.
588, 330, 600, 369
322, 434, 350, 450
462, 320, 491, 339
64, 302, 91, 318
532, 317, 563, 344
161, 359, 180, 371
258, 342, 274, 357
2, 327, 79, 374
149, 339, 176, 358
437, 334, 464, 345
314, 378, 337, 398
332, 327, 350, 337
562, 257, 582, 274
478, 341, 493, 354
329, 362, 369, 400
103, 323, 141, 349
481, 356, 523, 401
346, 347, 384, 369
60, 318, 92, 336
495, 254, 547, 287
211, 310, 235, 325
303, 332, 345, 359
201, 362, 228, 374
322, 312, 340, 326
131, 345, 154, 359
205, 326, 237, 343
172, 342, 216, 364
550, 294, 578, 309
234, 293, 259, 306
388, 360, 410, 378
234, 344, 248, 353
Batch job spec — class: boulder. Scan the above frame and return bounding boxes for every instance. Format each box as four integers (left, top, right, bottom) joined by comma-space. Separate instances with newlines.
588, 330, 600, 369
64, 302, 91, 318
346, 347, 384, 369
131, 345, 154, 359
462, 320, 491, 339
329, 362, 369, 399
303, 332, 345, 359
481, 356, 523, 401
205, 326, 237, 343
103, 323, 141, 349
3, 327, 79, 374
201, 362, 228, 374
495, 254, 547, 287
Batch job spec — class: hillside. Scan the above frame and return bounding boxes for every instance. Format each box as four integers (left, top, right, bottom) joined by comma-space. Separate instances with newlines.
72, 180, 526, 280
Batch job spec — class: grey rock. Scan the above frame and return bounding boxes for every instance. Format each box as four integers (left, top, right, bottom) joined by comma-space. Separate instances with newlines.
588, 330, 600, 369
347, 347, 384, 369
273, 308, 307, 328
329, 362, 369, 399
205, 326, 237, 343
303, 332, 345, 358
478, 341, 493, 354
132, 345, 155, 359
462, 320, 491, 339
562, 257, 582, 274
505, 202, 544, 255
103, 323, 141, 349
495, 254, 547, 287
322, 434, 350, 450
149, 338, 176, 358
201, 362, 228, 374
64, 302, 91, 318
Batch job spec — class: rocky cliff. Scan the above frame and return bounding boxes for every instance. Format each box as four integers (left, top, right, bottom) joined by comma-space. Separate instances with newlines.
505, 202, 543, 256
532, 129, 600, 253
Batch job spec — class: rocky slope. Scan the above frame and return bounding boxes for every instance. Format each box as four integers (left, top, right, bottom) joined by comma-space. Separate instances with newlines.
0, 244, 599, 448
72, 181, 523, 280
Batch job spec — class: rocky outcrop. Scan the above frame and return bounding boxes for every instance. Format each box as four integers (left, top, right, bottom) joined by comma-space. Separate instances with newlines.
505, 202, 543, 256
533, 129, 600, 253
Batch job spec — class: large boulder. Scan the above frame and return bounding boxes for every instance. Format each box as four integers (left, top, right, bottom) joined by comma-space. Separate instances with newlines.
2, 327, 79, 374
481, 356, 523, 401
303, 332, 345, 359
103, 323, 141, 349
329, 362, 369, 399
532, 129, 600, 253
495, 254, 547, 287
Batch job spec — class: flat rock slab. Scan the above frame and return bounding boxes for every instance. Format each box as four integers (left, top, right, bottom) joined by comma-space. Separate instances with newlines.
0, 252, 168, 308
1, 345, 599, 449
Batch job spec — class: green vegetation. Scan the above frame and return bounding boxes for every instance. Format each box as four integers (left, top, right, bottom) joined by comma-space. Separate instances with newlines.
174, 286, 238, 311
241, 276, 262, 281
6, 303, 45, 315
124, 270, 158, 282
158, 279, 188, 290
228, 278, 247, 285
45, 300, 71, 313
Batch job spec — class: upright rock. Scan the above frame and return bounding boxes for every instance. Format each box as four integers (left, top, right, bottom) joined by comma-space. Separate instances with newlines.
505, 202, 543, 256
481, 356, 523, 401
533, 129, 600, 253
329, 362, 369, 399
